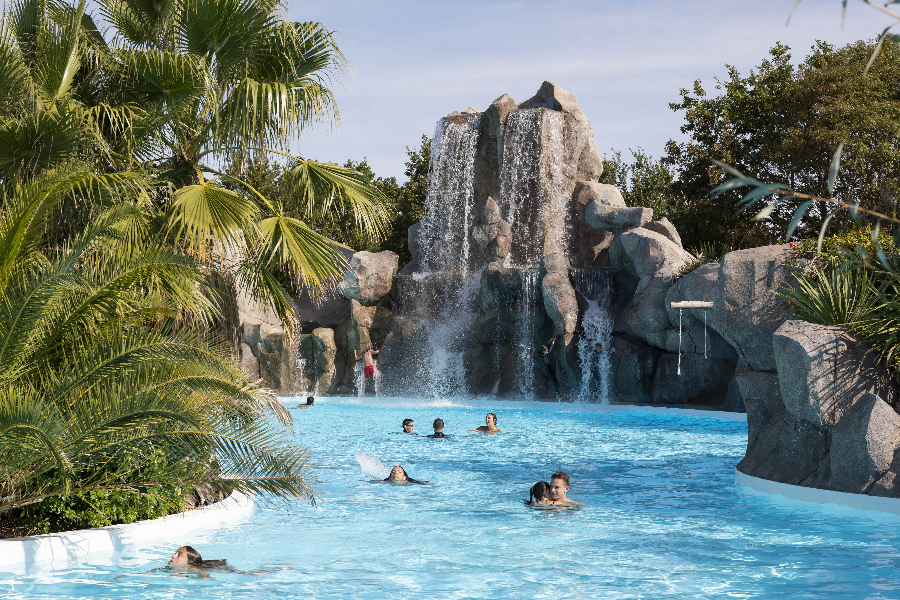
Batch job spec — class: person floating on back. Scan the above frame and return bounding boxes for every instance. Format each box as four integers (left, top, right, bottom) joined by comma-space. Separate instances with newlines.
537, 338, 560, 395
548, 470, 583, 506
384, 465, 428, 485
296, 396, 314, 409
427, 418, 449, 438
401, 418, 417, 435
525, 481, 553, 505
354, 346, 380, 379
470, 412, 500, 434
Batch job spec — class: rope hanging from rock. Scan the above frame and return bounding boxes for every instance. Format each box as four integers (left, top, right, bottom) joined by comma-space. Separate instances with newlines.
669, 301, 714, 377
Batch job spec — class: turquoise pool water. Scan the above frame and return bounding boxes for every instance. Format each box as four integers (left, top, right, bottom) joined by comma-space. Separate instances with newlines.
3, 397, 900, 599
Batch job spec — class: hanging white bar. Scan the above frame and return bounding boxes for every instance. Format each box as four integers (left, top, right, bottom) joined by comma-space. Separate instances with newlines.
670, 301, 714, 308
677, 308, 682, 376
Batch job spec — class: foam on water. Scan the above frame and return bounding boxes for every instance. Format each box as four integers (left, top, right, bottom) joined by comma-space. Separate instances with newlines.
9, 398, 900, 599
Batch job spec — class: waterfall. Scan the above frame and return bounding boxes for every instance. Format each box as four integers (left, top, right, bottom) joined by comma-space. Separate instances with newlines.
541, 110, 571, 258
500, 109, 543, 268
515, 269, 540, 399
417, 114, 482, 274
574, 270, 613, 404
355, 360, 365, 398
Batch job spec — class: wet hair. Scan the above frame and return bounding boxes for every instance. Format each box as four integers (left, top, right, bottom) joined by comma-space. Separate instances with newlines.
486, 413, 497, 425
183, 546, 203, 565
530, 481, 551, 503
402, 418, 414, 427
433, 418, 444, 430
594, 343, 603, 352
387, 465, 408, 480
306, 396, 314, 405
550, 471, 570, 487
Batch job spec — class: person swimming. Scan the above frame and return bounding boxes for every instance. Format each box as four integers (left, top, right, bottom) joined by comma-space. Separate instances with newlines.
168, 546, 227, 569
384, 465, 428, 485
427, 418, 449, 438
525, 481, 553, 505
401, 418, 417, 435
470, 413, 500, 433
296, 396, 315, 409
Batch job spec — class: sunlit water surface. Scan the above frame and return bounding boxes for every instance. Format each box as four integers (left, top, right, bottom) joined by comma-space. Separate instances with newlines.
3, 397, 900, 599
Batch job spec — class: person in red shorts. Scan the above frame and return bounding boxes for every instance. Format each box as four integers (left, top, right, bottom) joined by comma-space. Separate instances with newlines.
354, 346, 380, 378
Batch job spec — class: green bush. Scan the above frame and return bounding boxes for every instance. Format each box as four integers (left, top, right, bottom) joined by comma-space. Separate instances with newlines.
779, 259, 880, 326
12, 448, 188, 536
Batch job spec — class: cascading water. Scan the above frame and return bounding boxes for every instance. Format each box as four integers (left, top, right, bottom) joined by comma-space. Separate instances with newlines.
400, 114, 482, 399
541, 110, 571, 258
500, 109, 543, 268
574, 270, 613, 404
515, 269, 540, 399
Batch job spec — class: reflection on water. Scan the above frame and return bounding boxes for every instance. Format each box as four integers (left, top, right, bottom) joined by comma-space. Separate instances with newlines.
5, 398, 900, 599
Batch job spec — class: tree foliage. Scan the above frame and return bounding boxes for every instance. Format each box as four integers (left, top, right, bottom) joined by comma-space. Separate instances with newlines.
664, 39, 900, 248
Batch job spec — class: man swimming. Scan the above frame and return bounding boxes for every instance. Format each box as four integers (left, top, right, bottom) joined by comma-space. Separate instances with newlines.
427, 418, 449, 438
296, 396, 314, 409
354, 346, 380, 379
548, 470, 584, 506
470, 413, 500, 433
402, 418, 416, 435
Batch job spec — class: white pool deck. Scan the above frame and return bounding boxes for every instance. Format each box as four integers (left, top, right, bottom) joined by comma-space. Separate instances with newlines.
0, 490, 254, 568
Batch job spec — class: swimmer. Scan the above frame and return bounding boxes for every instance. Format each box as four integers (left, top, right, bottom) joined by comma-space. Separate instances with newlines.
548, 470, 584, 506
402, 418, 416, 435
296, 396, 314, 409
169, 546, 203, 567
427, 418, 449, 438
470, 412, 500, 434
384, 465, 428, 485
525, 481, 553, 505
536, 338, 560, 395
354, 346, 380, 379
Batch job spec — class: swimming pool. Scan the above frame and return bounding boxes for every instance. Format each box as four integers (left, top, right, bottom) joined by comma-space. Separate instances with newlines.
3, 397, 900, 599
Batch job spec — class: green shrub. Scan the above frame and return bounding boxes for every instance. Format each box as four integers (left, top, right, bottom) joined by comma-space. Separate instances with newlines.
779, 260, 880, 326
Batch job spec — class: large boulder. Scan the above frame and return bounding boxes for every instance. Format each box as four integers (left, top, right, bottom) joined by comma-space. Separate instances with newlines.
239, 342, 260, 380
471, 196, 512, 263
829, 393, 900, 493
735, 369, 783, 444
611, 228, 694, 280
737, 413, 829, 487
610, 335, 660, 403
642, 218, 682, 248
710, 245, 792, 371
338, 250, 399, 305
772, 320, 896, 428
299, 327, 338, 392
579, 182, 652, 233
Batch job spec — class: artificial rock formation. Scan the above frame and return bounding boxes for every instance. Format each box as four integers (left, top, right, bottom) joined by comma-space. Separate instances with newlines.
338, 251, 399, 306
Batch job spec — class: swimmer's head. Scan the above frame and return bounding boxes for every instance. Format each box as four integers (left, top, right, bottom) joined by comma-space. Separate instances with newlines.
388, 465, 408, 481
530, 481, 550, 503
433, 418, 444, 432
486, 413, 497, 426
402, 418, 414, 432
594, 343, 603, 353
549, 471, 569, 501
540, 345, 548, 355
306, 396, 314, 405
366, 347, 371, 352
169, 546, 202, 566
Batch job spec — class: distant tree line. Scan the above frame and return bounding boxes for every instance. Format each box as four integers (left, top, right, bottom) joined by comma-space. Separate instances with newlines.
601, 38, 900, 251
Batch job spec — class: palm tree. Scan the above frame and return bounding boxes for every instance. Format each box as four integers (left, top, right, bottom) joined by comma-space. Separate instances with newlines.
0, 168, 315, 520
0, 0, 388, 322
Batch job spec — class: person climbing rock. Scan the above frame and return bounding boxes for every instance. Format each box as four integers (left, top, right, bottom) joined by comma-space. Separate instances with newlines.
536, 338, 560, 395
354, 346, 380, 379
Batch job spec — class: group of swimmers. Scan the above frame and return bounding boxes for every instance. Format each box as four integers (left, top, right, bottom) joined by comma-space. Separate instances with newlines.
397, 413, 500, 437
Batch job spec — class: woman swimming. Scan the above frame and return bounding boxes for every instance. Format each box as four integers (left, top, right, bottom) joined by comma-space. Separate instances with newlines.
471, 412, 500, 433
384, 465, 429, 485
169, 546, 227, 568
525, 481, 553, 505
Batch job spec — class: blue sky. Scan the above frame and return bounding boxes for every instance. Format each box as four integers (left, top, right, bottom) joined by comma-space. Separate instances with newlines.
291, 0, 889, 182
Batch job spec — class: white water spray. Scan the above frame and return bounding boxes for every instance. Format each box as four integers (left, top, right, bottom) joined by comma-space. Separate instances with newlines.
354, 452, 388, 479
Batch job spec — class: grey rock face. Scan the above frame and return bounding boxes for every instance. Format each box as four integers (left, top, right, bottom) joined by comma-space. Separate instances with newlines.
239, 342, 260, 380
666, 263, 718, 327
299, 327, 338, 391
642, 218, 682, 248
829, 393, 900, 493
735, 370, 783, 444
471, 197, 512, 263
610, 335, 661, 403
737, 413, 829, 486
378, 317, 433, 395
399, 221, 422, 275
541, 252, 570, 275
541, 272, 578, 336
338, 251, 399, 305
652, 352, 736, 404
773, 320, 896, 428
611, 228, 694, 280
580, 182, 653, 232
351, 299, 376, 329
519, 80, 580, 113
711, 245, 792, 371
620, 275, 677, 348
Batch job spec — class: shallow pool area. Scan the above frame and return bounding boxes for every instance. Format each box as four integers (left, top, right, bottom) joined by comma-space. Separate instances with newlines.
3, 397, 900, 599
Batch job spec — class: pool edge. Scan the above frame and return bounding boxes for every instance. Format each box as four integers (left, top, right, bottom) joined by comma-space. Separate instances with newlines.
0, 490, 254, 568
735, 469, 900, 515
